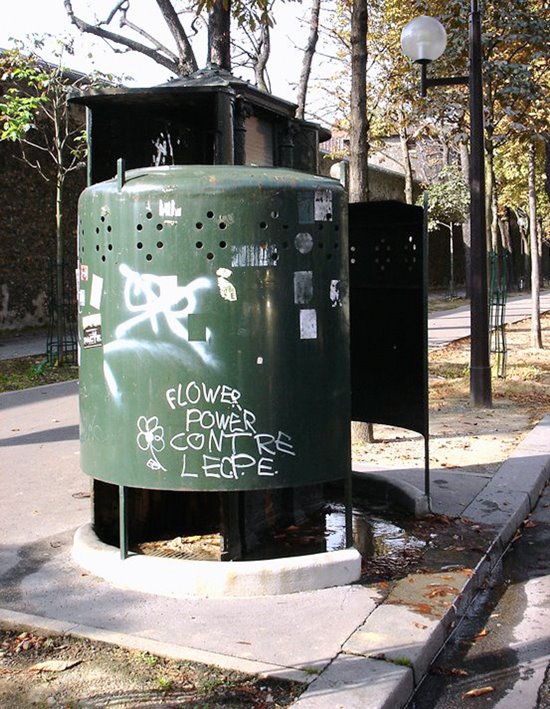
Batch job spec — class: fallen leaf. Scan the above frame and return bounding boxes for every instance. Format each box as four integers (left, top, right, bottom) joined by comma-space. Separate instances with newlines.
474, 628, 489, 639
450, 667, 470, 677
462, 686, 494, 698
524, 520, 537, 528
426, 585, 458, 599
414, 622, 428, 629
29, 660, 82, 673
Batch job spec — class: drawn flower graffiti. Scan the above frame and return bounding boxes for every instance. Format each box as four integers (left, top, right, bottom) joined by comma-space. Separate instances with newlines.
136, 416, 167, 472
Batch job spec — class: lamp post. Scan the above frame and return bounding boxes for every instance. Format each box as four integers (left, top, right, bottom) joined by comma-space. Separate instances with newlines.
401, 1, 492, 408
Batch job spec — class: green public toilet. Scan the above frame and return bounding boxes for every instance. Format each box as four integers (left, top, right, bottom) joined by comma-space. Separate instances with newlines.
78, 164, 350, 554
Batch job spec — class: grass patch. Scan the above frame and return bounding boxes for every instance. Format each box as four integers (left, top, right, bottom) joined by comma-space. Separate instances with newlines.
0, 355, 78, 393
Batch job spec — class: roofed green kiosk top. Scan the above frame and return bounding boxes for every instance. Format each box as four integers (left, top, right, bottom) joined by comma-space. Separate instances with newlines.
70, 64, 331, 185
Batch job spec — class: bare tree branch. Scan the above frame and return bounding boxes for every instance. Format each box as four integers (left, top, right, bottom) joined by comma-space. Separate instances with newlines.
63, 0, 195, 76
154, 0, 198, 73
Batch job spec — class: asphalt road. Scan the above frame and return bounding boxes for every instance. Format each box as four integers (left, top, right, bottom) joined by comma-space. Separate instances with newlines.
407, 482, 550, 708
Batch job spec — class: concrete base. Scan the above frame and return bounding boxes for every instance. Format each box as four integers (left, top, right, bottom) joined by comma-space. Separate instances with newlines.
72, 524, 362, 598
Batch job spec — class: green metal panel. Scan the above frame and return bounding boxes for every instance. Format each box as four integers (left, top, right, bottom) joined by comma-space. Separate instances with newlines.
78, 165, 350, 491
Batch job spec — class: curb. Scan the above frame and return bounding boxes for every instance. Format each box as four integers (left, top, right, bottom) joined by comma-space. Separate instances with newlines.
290, 414, 550, 708
0, 607, 310, 684
72, 524, 362, 598
351, 467, 430, 517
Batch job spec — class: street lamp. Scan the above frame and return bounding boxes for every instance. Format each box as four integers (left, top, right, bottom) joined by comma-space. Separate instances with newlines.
401, 1, 492, 408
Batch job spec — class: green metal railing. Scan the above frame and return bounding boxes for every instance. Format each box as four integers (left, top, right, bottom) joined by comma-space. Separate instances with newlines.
489, 250, 508, 379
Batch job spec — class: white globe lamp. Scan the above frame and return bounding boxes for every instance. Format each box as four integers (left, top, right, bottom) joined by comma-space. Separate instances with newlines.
400, 15, 447, 63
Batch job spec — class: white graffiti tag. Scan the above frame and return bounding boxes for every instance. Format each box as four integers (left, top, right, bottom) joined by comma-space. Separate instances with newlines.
136, 415, 167, 471
116, 264, 211, 341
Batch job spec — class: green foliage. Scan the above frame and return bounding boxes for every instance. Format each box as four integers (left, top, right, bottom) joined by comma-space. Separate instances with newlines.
156, 674, 173, 691
0, 88, 46, 141
419, 165, 469, 232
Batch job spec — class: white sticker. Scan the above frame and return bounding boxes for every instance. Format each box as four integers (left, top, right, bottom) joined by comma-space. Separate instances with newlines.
159, 199, 181, 218
216, 267, 237, 302
90, 274, 103, 310
330, 280, 343, 307
300, 309, 317, 339
294, 271, 313, 304
82, 314, 102, 348
314, 189, 333, 221
79, 289, 86, 307
231, 244, 278, 267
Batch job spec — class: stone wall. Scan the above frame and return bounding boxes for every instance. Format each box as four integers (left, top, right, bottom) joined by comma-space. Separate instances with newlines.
0, 137, 85, 331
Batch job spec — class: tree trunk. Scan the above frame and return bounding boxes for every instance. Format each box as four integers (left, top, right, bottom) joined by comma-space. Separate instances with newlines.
459, 141, 472, 297
399, 121, 414, 204
254, 21, 271, 92
528, 141, 543, 348
208, 0, 231, 71
544, 132, 550, 200
349, 0, 373, 443
348, 0, 368, 203
296, 0, 321, 120
485, 133, 498, 251
56, 171, 65, 364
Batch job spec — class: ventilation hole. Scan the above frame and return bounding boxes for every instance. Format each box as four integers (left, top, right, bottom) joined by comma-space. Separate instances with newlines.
101, 255, 106, 262
334, 242, 339, 249
137, 224, 143, 231
81, 246, 85, 253
206, 252, 215, 260
100, 216, 105, 223
282, 241, 289, 249
318, 242, 324, 249
350, 246, 356, 252
351, 258, 356, 264
196, 241, 203, 249
157, 241, 164, 249
318, 223, 324, 230
260, 221, 267, 229
271, 211, 279, 219
156, 224, 163, 231
271, 252, 278, 261
326, 213, 332, 221
196, 222, 203, 230
95, 245, 100, 251
326, 253, 332, 260
108, 244, 113, 251
107, 225, 112, 232
146, 212, 153, 220
283, 224, 289, 230
335, 225, 340, 232
219, 222, 227, 230
207, 211, 214, 219
137, 242, 143, 249
219, 241, 227, 249
146, 253, 153, 261
95, 227, 100, 234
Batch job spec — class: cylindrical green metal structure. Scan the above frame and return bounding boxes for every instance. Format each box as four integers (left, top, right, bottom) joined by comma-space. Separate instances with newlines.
78, 165, 350, 492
